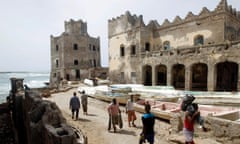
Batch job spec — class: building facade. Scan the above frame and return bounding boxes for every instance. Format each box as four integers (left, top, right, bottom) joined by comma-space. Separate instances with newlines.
50, 19, 101, 86
108, 0, 240, 91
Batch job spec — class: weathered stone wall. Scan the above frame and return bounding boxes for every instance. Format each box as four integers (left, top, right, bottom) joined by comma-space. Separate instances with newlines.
50, 19, 101, 87
24, 90, 79, 144
0, 103, 15, 144
204, 116, 240, 144
108, 0, 240, 91
9, 78, 86, 144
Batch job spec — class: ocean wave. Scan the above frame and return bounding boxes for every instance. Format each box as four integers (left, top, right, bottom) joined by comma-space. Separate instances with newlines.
5, 72, 50, 78
24, 80, 48, 88
0, 72, 50, 104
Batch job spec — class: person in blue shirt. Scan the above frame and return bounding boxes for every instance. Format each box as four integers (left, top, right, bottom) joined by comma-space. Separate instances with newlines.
69, 92, 80, 120
139, 102, 155, 144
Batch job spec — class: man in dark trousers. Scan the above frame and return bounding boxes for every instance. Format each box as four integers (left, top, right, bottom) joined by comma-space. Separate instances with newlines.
139, 102, 155, 144
69, 92, 80, 120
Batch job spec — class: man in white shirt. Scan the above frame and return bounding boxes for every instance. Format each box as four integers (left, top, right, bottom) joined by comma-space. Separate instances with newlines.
125, 94, 137, 127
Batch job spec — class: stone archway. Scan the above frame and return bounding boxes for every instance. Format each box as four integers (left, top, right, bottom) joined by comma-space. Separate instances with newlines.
216, 61, 238, 91
156, 64, 167, 86
191, 63, 208, 91
143, 65, 152, 86
172, 64, 185, 89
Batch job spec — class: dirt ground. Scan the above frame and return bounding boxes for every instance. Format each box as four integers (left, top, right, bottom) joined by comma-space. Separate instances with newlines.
46, 87, 221, 144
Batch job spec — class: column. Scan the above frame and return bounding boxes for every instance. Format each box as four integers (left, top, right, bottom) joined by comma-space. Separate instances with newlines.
207, 64, 215, 91
152, 65, 156, 86
185, 66, 191, 91
238, 63, 240, 91
167, 66, 172, 86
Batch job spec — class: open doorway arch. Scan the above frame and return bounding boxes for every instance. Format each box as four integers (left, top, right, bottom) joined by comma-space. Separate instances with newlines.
216, 61, 238, 91
143, 65, 152, 86
172, 64, 185, 89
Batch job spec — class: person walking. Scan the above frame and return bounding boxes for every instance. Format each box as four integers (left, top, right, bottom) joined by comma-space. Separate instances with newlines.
139, 102, 155, 144
107, 98, 121, 133
81, 90, 88, 115
125, 94, 137, 127
183, 107, 200, 144
69, 92, 80, 120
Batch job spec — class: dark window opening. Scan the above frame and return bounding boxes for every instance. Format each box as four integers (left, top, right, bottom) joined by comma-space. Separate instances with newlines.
120, 72, 124, 82
131, 45, 136, 55
163, 41, 170, 50
120, 46, 125, 56
145, 42, 150, 51
93, 45, 96, 51
56, 60, 59, 68
73, 43, 78, 50
66, 74, 70, 81
76, 69, 80, 80
194, 35, 204, 46
74, 60, 78, 65
56, 45, 59, 51
93, 59, 96, 67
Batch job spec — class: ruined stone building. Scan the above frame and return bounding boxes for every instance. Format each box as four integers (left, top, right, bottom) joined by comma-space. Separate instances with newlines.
108, 0, 240, 91
50, 19, 101, 86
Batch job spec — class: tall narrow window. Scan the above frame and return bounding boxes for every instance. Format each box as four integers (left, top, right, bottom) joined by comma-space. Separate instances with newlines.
93, 45, 96, 51
145, 42, 150, 51
163, 41, 170, 50
120, 45, 125, 57
55, 59, 59, 68
194, 35, 204, 46
56, 45, 59, 51
73, 43, 78, 50
93, 59, 96, 67
131, 45, 136, 55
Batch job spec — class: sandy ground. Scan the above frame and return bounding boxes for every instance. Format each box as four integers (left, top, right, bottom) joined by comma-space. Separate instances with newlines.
46, 86, 221, 144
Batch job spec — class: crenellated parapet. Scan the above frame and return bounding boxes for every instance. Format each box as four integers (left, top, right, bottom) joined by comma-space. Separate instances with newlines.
108, 11, 145, 37
157, 0, 240, 29
64, 19, 88, 36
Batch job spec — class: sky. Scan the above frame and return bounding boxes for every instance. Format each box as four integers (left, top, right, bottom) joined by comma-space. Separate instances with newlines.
0, 0, 239, 72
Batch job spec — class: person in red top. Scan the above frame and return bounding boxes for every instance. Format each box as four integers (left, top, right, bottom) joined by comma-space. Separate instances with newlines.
183, 108, 200, 144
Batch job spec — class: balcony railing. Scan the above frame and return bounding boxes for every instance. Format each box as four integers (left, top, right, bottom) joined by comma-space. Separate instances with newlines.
139, 40, 240, 58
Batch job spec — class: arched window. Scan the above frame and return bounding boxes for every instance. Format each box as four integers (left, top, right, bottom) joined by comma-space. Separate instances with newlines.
194, 35, 204, 46
163, 41, 170, 50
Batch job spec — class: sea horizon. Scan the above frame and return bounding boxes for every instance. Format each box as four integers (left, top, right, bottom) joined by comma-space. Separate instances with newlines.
0, 71, 50, 104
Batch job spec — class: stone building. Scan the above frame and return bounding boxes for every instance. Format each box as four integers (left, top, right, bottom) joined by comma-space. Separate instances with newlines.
108, 0, 240, 91
50, 19, 101, 86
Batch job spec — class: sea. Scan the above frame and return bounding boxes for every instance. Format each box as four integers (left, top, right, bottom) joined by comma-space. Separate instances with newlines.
0, 72, 50, 104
